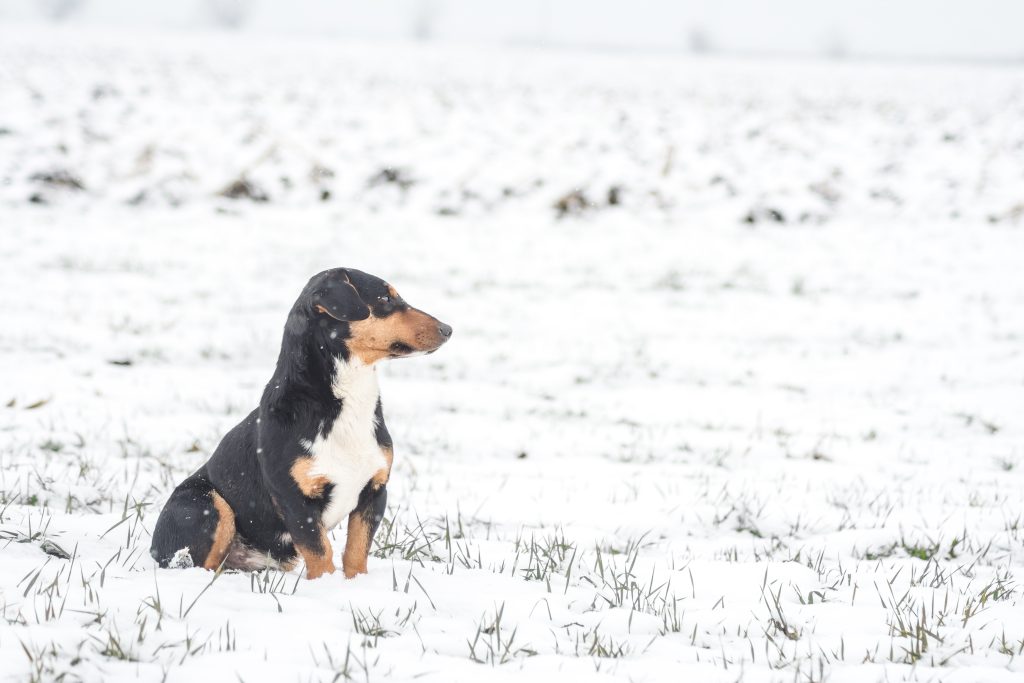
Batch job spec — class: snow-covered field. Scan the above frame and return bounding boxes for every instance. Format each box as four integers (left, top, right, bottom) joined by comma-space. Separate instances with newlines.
2, 27, 1023, 682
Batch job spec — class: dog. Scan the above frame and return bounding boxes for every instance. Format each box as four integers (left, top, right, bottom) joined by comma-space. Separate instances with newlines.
150, 268, 452, 579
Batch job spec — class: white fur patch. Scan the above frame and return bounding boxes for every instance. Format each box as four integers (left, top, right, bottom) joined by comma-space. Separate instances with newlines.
306, 357, 388, 530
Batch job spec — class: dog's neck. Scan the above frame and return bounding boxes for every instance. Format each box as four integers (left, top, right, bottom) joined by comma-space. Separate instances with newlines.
331, 356, 379, 402
328, 356, 380, 433
264, 315, 377, 418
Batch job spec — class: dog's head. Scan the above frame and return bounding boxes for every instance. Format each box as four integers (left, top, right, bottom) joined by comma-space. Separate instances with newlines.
296, 268, 452, 364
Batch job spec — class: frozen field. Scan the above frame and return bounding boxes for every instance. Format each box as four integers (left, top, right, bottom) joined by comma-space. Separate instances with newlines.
1, 27, 1023, 682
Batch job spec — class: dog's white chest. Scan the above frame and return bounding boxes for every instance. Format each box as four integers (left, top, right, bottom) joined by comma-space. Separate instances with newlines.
306, 358, 387, 530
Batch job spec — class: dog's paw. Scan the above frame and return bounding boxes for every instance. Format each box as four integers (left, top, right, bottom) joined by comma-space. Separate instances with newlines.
342, 562, 368, 579
305, 559, 336, 580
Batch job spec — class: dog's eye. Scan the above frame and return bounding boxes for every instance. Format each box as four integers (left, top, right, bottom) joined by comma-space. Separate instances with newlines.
379, 296, 390, 303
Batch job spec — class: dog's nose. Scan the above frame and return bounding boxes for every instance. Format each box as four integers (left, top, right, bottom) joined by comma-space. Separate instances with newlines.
438, 323, 453, 339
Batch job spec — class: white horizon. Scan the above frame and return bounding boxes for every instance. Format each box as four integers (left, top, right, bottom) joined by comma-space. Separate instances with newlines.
3, 0, 1022, 63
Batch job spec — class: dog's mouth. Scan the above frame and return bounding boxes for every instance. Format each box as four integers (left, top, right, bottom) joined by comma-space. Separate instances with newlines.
385, 317, 452, 358
387, 335, 449, 357
388, 341, 415, 357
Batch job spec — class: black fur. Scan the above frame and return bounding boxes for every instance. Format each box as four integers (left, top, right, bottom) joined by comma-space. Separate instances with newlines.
149, 467, 223, 567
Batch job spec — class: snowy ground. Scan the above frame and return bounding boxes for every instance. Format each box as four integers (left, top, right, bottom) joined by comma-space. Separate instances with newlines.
1, 27, 1024, 683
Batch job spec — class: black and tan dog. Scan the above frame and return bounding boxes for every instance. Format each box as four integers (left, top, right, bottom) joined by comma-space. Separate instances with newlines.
150, 268, 451, 579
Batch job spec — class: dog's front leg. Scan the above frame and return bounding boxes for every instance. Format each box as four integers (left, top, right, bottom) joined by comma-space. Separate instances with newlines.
343, 481, 387, 578
287, 507, 335, 580
279, 498, 335, 579
261, 452, 336, 579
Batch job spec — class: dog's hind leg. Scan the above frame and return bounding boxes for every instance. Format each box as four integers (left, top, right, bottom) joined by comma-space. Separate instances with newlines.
150, 468, 236, 570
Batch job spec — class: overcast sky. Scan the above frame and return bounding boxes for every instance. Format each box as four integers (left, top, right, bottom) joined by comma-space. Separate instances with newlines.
2, 0, 1021, 61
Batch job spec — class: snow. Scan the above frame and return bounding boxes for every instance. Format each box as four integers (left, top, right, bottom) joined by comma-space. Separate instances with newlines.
1, 26, 1023, 683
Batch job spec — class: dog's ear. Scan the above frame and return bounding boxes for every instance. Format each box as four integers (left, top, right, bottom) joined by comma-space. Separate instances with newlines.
311, 271, 371, 322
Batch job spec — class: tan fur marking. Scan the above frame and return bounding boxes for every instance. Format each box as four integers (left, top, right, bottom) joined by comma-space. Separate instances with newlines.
371, 446, 393, 488
203, 492, 236, 570
295, 530, 335, 579
342, 514, 371, 578
291, 457, 329, 498
347, 308, 445, 365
